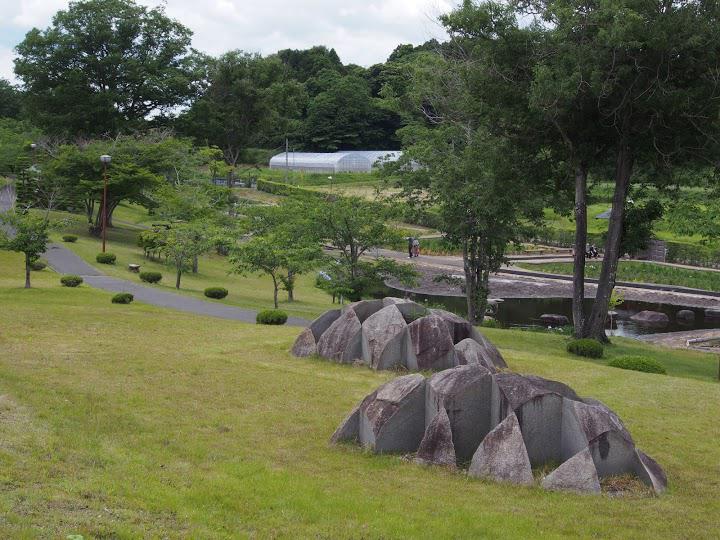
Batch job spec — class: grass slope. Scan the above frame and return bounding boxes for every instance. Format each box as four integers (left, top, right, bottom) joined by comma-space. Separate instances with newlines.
517, 260, 720, 292
0, 252, 719, 538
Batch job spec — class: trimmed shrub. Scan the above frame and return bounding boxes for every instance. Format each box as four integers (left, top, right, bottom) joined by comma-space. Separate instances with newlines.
29, 260, 47, 271
96, 252, 117, 264
111, 292, 134, 304
567, 338, 604, 358
62, 234, 78, 243
204, 287, 229, 299
608, 356, 666, 374
481, 317, 502, 329
60, 275, 83, 287
139, 271, 162, 284
256, 309, 288, 325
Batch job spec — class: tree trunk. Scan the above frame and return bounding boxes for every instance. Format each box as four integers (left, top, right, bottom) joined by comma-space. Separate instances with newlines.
572, 162, 588, 337
272, 275, 279, 308
287, 270, 295, 302
176, 268, 182, 289
583, 146, 634, 341
24, 253, 31, 289
192, 255, 198, 273
463, 237, 489, 325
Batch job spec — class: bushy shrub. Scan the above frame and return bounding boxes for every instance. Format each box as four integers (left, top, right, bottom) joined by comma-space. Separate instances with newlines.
111, 292, 134, 304
62, 234, 78, 243
29, 260, 47, 271
204, 287, 228, 299
608, 356, 666, 374
481, 317, 502, 329
139, 271, 162, 284
566, 338, 604, 358
96, 252, 116, 264
256, 309, 288, 325
60, 275, 83, 287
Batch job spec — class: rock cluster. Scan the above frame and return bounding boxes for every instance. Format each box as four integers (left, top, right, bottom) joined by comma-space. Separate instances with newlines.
292, 298, 507, 372
331, 365, 666, 495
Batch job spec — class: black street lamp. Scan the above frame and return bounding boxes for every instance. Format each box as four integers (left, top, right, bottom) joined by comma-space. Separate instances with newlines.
100, 154, 112, 252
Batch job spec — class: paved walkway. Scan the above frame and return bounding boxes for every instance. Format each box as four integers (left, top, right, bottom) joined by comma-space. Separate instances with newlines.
41, 244, 307, 326
2, 185, 306, 327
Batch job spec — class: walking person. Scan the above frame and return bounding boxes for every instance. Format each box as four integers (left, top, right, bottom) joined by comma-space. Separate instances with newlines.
407, 237, 414, 258
412, 237, 420, 258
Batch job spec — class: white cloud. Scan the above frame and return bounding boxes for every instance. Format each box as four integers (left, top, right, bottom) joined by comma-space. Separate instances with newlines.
0, 0, 454, 82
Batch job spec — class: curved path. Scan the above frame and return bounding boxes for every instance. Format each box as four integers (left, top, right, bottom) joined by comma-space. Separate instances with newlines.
1, 185, 307, 327
42, 243, 307, 326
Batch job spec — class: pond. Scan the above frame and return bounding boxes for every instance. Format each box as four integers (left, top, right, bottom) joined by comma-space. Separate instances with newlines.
387, 289, 720, 338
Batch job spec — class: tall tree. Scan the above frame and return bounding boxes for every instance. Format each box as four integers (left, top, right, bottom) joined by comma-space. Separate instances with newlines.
14, 0, 199, 136
527, 0, 720, 340
0, 79, 23, 119
179, 52, 302, 166
0, 211, 51, 288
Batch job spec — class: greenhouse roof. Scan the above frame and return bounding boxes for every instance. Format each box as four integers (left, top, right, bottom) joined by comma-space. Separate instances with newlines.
268, 150, 402, 173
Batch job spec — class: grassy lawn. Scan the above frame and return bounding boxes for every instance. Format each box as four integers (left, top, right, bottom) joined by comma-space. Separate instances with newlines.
543, 204, 705, 245
1, 251, 719, 537
50, 210, 335, 321
516, 259, 720, 291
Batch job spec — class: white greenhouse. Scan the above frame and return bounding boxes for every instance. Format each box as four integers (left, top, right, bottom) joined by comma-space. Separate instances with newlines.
268, 150, 402, 173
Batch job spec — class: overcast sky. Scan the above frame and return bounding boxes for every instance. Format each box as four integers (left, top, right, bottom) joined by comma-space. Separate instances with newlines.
0, 0, 453, 83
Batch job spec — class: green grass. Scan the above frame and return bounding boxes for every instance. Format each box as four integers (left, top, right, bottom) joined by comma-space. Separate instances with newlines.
517, 259, 720, 291
259, 167, 383, 186
0, 250, 719, 537
51, 211, 336, 320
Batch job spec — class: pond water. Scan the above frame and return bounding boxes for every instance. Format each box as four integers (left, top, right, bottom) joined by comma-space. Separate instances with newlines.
388, 289, 720, 338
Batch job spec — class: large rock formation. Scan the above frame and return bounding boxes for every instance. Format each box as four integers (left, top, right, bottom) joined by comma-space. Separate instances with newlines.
332, 366, 666, 495
630, 310, 669, 328
292, 298, 507, 372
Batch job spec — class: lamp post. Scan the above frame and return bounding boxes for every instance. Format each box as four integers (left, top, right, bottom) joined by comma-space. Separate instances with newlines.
328, 175, 333, 192
100, 154, 112, 252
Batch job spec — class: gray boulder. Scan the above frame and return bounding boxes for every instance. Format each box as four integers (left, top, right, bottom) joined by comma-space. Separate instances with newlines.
430, 309, 507, 369
382, 296, 411, 307
570, 399, 634, 445
588, 430, 643, 479
414, 407, 456, 467
636, 450, 668, 494
291, 328, 317, 357
317, 309, 363, 363
541, 448, 601, 494
676, 309, 695, 323
344, 299, 384, 323
309, 309, 341, 340
330, 391, 377, 444
454, 338, 498, 371
361, 304, 408, 370
292, 309, 341, 357
395, 301, 430, 323
630, 310, 669, 328
540, 314, 570, 327
468, 412, 533, 486
359, 374, 427, 453
517, 393, 582, 466
426, 364, 495, 463
407, 314, 457, 371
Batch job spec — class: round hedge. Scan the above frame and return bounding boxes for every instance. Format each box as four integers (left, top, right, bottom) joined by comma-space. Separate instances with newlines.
608, 356, 666, 374
566, 338, 604, 358
140, 271, 162, 284
96, 252, 117, 264
256, 309, 288, 325
29, 260, 47, 271
204, 287, 229, 299
111, 292, 134, 304
62, 234, 78, 243
60, 275, 83, 287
